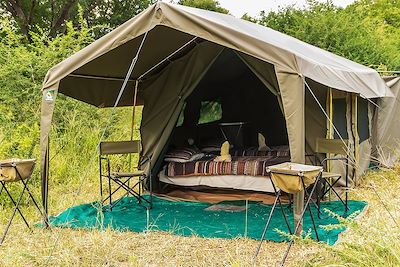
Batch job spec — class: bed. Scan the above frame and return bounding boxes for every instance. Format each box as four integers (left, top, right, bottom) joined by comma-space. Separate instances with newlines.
159, 148, 290, 193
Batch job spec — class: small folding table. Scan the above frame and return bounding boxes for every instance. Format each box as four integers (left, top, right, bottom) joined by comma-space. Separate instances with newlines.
0, 158, 45, 245
254, 162, 323, 265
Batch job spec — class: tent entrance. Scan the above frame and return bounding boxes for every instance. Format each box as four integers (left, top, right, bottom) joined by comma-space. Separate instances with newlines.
155, 49, 289, 196
167, 48, 288, 151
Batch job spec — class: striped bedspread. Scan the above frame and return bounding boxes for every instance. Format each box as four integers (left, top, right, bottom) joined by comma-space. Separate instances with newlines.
166, 155, 290, 177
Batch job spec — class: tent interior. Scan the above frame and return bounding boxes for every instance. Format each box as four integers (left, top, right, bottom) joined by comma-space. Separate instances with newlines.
153, 48, 291, 198
168, 49, 288, 151
147, 47, 369, 199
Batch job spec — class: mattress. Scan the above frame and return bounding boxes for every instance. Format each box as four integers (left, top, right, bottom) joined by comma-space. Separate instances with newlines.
166, 155, 290, 177
159, 170, 275, 193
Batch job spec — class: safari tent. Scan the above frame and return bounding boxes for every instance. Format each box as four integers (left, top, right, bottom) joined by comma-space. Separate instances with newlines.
40, 2, 393, 213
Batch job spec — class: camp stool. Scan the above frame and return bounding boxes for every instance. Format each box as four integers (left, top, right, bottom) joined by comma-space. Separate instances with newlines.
0, 158, 45, 245
254, 162, 323, 264
99, 141, 152, 211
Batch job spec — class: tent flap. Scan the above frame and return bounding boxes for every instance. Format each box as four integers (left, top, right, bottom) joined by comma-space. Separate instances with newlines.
372, 77, 400, 167
140, 41, 224, 173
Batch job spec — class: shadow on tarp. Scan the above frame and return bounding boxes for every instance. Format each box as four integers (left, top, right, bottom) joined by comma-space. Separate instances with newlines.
47, 196, 367, 245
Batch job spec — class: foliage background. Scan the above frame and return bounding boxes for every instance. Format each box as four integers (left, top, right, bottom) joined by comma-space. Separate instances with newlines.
0, 1, 399, 266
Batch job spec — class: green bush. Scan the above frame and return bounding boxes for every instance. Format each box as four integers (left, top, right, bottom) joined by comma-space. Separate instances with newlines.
256, 0, 400, 70
0, 18, 138, 191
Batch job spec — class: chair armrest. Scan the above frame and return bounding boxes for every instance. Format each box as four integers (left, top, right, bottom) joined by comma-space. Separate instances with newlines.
321, 157, 348, 165
99, 156, 111, 176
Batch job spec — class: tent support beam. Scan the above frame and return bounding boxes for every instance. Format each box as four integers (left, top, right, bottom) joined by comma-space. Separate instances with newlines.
137, 37, 199, 81
67, 74, 136, 82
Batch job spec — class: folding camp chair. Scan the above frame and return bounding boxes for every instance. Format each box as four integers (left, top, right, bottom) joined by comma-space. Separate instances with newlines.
99, 141, 152, 211
0, 158, 45, 245
254, 163, 322, 262
315, 138, 350, 217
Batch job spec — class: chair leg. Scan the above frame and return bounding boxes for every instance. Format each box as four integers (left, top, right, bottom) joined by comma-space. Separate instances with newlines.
280, 175, 321, 267
138, 177, 142, 204
0, 181, 30, 245
271, 181, 292, 235
302, 179, 320, 241
99, 175, 103, 208
1, 183, 30, 229
149, 175, 153, 210
0, 182, 4, 196
108, 176, 112, 210
277, 196, 292, 235
20, 178, 47, 220
307, 203, 320, 241
253, 194, 279, 263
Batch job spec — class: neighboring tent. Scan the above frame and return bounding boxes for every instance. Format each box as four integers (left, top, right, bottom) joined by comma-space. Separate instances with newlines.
40, 2, 392, 212
371, 76, 400, 167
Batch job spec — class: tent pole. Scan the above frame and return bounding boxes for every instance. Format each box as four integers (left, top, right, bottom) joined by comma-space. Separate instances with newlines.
42, 138, 50, 227
137, 37, 198, 81
129, 80, 139, 174
67, 74, 136, 82
327, 88, 333, 200
352, 94, 359, 184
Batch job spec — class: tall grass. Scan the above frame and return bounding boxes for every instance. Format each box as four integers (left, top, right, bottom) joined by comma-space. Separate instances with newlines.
302, 168, 400, 267
1, 160, 399, 266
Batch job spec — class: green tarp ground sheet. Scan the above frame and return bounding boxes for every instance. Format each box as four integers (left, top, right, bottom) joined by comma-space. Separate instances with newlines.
49, 196, 367, 245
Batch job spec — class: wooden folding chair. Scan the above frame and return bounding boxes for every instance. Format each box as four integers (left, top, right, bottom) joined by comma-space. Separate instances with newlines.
99, 141, 152, 211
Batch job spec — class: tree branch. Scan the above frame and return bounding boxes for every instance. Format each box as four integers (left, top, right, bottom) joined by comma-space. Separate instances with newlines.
27, 0, 37, 26
5, 0, 29, 38
49, 0, 78, 37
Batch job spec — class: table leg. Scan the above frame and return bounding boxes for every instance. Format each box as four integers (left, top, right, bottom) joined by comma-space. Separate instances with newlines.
293, 190, 304, 235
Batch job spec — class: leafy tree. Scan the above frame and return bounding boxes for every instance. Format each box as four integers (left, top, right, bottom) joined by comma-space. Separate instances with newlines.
178, 0, 228, 14
0, 0, 155, 41
253, 0, 399, 70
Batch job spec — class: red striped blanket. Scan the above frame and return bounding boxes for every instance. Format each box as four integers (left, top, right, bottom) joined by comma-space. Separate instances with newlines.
166, 155, 290, 177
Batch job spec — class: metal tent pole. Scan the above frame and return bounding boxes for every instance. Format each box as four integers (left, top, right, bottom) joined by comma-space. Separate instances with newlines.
137, 37, 198, 81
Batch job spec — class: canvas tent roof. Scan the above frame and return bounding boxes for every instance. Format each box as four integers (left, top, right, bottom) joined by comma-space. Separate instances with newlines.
41, 2, 391, 102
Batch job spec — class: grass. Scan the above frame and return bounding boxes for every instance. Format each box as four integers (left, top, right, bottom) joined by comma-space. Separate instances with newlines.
0, 167, 399, 266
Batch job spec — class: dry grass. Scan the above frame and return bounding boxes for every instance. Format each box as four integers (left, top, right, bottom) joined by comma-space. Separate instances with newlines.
0, 168, 399, 267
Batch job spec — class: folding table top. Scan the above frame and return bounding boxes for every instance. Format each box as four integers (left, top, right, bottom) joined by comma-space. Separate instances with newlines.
0, 158, 36, 182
